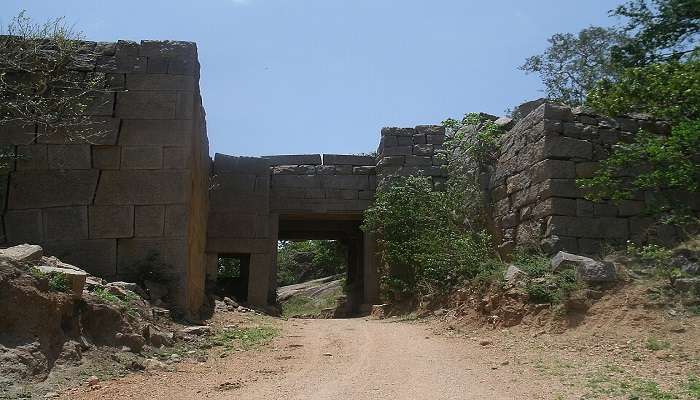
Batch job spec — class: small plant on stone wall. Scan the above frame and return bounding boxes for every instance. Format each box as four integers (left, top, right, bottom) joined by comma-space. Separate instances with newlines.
0, 11, 116, 155
441, 112, 506, 230
625, 242, 682, 287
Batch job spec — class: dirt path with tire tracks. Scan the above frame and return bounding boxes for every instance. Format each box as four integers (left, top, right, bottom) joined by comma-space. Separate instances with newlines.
65, 318, 563, 400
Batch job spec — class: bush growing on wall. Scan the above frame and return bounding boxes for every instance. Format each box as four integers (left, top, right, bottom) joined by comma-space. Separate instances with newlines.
363, 113, 507, 301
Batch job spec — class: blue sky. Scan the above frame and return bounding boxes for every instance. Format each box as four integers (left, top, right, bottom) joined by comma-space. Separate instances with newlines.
2, 1, 621, 156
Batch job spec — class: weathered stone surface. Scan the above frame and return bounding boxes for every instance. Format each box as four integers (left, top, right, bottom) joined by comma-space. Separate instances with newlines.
121, 146, 163, 169
16, 145, 48, 170
116, 238, 186, 280
125, 74, 195, 91
42, 239, 117, 279
163, 147, 187, 169
323, 154, 375, 165
0, 122, 36, 145
272, 165, 316, 175
89, 206, 134, 238
43, 206, 89, 242
8, 170, 99, 209
214, 154, 269, 174
47, 145, 92, 170
164, 205, 188, 237
4, 210, 43, 244
92, 146, 121, 169
134, 205, 165, 237
321, 175, 369, 189
262, 154, 321, 165
36, 264, 87, 299
532, 198, 577, 218
543, 136, 593, 160
38, 118, 120, 145
120, 119, 191, 146
0, 244, 43, 262
532, 159, 576, 182
504, 265, 527, 284
352, 166, 376, 175
94, 170, 188, 205
116, 92, 177, 119
551, 251, 616, 282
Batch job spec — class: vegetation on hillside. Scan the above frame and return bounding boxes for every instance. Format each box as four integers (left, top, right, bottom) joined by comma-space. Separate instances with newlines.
276, 240, 346, 287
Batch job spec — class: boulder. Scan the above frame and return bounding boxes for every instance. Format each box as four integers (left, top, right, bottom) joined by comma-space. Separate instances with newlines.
551, 251, 617, 283
0, 244, 43, 262
144, 325, 173, 347
674, 278, 700, 293
504, 265, 527, 284
370, 304, 388, 320
106, 282, 147, 299
494, 117, 514, 130
35, 265, 87, 299
115, 332, 146, 353
181, 326, 211, 336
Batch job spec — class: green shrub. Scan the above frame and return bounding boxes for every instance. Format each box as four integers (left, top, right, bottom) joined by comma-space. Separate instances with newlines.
625, 242, 684, 286
513, 251, 579, 304
362, 176, 497, 300
30, 267, 68, 293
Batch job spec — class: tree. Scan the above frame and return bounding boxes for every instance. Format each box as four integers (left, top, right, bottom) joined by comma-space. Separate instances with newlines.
0, 11, 113, 156
519, 27, 629, 106
587, 60, 700, 122
610, 0, 700, 67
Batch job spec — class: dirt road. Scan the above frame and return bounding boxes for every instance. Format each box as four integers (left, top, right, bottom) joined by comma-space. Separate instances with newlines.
67, 318, 562, 400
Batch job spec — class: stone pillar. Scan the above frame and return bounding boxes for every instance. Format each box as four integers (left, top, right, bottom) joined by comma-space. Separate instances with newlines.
363, 231, 380, 305
247, 252, 272, 307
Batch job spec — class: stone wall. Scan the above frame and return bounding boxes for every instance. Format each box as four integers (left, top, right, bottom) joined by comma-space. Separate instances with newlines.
268, 154, 377, 214
490, 103, 697, 255
0, 40, 209, 317
376, 125, 448, 188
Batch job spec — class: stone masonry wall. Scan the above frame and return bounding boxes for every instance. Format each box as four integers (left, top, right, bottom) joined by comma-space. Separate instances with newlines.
268, 154, 377, 215
376, 125, 448, 188
491, 103, 698, 255
0, 40, 209, 317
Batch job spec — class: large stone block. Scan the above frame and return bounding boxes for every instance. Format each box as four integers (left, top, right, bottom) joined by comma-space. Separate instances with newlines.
0, 122, 35, 145
210, 193, 269, 214
43, 206, 89, 241
92, 146, 121, 169
176, 93, 194, 119
262, 154, 322, 165
37, 117, 119, 145
207, 213, 268, 239
134, 205, 165, 237
125, 74, 195, 91
214, 154, 269, 174
321, 175, 369, 190
94, 170, 188, 205
382, 146, 413, 156
89, 206, 134, 238
116, 92, 177, 119
206, 237, 272, 254
532, 159, 576, 183
16, 145, 48, 170
8, 170, 99, 209
47, 145, 92, 170
164, 205, 188, 237
532, 198, 577, 219
163, 146, 187, 169
323, 154, 375, 165
404, 156, 433, 166
272, 175, 322, 189
4, 209, 43, 244
0, 175, 7, 212
121, 146, 163, 169
116, 238, 186, 281
42, 239, 117, 280
120, 119, 192, 146
543, 136, 593, 160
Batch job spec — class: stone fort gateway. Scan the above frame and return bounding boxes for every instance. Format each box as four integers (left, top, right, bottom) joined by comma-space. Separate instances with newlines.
1, 40, 692, 319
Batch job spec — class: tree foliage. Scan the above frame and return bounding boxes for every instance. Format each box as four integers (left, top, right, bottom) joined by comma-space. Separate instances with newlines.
0, 11, 113, 146
587, 60, 700, 122
610, 0, 700, 67
362, 176, 496, 300
577, 120, 700, 218
519, 27, 630, 106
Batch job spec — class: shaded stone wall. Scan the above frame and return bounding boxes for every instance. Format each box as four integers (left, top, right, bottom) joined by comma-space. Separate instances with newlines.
0, 40, 209, 317
491, 103, 697, 255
